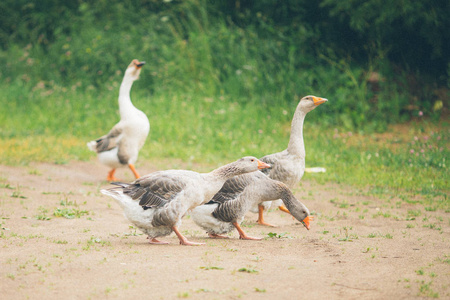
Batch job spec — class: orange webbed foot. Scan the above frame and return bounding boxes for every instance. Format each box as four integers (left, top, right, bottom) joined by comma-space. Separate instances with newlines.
172, 226, 205, 246
107, 169, 119, 182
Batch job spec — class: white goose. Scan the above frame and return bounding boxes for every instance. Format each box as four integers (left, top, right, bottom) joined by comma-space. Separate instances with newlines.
101, 156, 271, 246
87, 59, 150, 181
191, 171, 311, 240
255, 95, 327, 226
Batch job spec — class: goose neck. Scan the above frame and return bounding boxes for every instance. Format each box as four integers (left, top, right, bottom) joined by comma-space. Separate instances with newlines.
279, 189, 309, 222
287, 109, 306, 157
209, 163, 244, 181
118, 76, 136, 119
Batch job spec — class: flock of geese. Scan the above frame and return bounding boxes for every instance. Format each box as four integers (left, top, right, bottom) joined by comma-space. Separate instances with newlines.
87, 59, 328, 246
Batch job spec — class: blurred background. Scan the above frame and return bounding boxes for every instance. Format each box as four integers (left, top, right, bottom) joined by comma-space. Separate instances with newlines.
1, 0, 448, 123
0, 0, 448, 170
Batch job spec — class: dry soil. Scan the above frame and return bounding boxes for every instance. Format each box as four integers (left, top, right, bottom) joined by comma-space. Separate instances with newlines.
0, 161, 448, 299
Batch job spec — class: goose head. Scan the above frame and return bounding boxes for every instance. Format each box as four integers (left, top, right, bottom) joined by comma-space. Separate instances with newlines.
297, 95, 328, 113
289, 201, 312, 230
236, 156, 272, 173
125, 59, 146, 81
278, 185, 312, 230
219, 156, 271, 178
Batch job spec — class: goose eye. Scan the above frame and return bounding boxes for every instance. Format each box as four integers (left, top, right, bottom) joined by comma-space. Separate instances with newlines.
251, 159, 255, 162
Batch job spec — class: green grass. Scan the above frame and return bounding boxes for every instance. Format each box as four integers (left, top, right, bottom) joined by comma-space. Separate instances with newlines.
199, 266, 224, 270
0, 83, 448, 210
238, 267, 258, 274
0, 0, 447, 214
266, 232, 291, 239
53, 208, 89, 219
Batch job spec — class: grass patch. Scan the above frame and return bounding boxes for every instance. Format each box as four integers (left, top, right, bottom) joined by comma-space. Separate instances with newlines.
83, 236, 111, 251
0, 85, 448, 208
199, 266, 224, 270
35, 207, 51, 221
407, 210, 421, 218
238, 267, 259, 274
266, 232, 291, 239
418, 281, 439, 298
53, 208, 89, 219
53, 240, 68, 244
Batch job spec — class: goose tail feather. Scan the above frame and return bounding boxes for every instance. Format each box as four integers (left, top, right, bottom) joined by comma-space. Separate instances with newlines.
87, 141, 97, 152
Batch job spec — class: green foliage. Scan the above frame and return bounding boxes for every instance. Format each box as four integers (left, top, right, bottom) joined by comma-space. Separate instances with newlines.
0, 0, 448, 202
238, 267, 258, 274
0, 82, 448, 201
53, 208, 89, 219
322, 0, 449, 76
0, 0, 447, 131
267, 232, 290, 239
199, 266, 224, 270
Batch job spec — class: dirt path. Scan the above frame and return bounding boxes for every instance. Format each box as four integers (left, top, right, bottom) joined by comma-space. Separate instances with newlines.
0, 161, 448, 299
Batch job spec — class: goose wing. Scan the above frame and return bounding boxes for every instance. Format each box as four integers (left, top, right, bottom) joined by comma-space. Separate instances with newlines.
208, 173, 257, 205
259, 152, 284, 177
94, 123, 124, 153
118, 174, 186, 209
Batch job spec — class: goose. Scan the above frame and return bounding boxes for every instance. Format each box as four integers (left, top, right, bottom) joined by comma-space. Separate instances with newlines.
101, 156, 271, 246
87, 59, 150, 181
256, 95, 327, 226
191, 171, 311, 240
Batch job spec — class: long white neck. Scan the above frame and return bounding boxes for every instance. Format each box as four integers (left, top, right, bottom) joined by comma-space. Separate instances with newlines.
118, 75, 137, 120
287, 107, 306, 157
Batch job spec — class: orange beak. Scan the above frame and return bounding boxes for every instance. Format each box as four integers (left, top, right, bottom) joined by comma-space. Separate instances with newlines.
302, 216, 312, 230
312, 96, 328, 106
136, 61, 145, 68
132, 59, 145, 69
257, 160, 271, 170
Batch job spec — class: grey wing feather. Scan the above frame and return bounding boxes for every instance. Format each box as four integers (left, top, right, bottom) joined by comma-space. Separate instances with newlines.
266, 162, 290, 182
208, 173, 255, 205
210, 172, 268, 222
259, 153, 279, 175
259, 153, 288, 181
123, 175, 186, 209
95, 124, 123, 153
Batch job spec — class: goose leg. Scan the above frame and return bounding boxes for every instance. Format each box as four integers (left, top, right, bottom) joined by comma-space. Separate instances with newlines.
278, 205, 291, 214
128, 164, 140, 179
278, 205, 296, 220
107, 169, 119, 182
233, 222, 262, 240
208, 233, 229, 239
256, 204, 277, 227
172, 226, 205, 246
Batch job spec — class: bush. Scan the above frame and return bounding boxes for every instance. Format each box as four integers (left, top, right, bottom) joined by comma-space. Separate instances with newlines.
0, 0, 447, 132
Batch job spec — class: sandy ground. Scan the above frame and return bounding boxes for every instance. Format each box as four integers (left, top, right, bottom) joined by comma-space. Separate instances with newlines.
0, 160, 448, 300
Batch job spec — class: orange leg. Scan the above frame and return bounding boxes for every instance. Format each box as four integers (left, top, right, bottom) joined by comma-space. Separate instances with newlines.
257, 204, 277, 227
233, 222, 262, 240
128, 164, 140, 179
278, 205, 297, 221
278, 205, 291, 214
172, 226, 204, 246
107, 169, 119, 182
